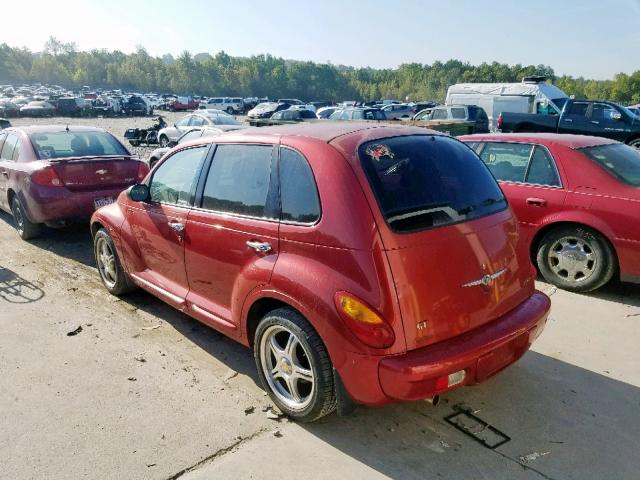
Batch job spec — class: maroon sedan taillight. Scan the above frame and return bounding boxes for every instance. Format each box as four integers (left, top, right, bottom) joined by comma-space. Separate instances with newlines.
136, 161, 150, 182
31, 167, 65, 187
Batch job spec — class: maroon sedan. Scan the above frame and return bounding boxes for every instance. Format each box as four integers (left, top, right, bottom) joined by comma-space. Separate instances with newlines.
0, 126, 149, 239
92, 123, 549, 421
460, 133, 640, 292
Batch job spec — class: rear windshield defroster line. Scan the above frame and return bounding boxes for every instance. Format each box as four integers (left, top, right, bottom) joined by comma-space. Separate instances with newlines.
359, 135, 507, 233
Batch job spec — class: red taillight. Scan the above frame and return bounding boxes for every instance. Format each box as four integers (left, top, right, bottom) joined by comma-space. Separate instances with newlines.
136, 161, 150, 182
334, 292, 395, 349
31, 167, 64, 187
497, 113, 503, 130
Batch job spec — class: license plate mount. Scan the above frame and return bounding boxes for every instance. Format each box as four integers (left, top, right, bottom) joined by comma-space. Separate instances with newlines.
94, 196, 116, 210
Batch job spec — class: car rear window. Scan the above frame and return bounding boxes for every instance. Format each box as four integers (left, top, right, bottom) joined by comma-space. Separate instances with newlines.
580, 143, 640, 186
29, 131, 129, 159
359, 135, 506, 233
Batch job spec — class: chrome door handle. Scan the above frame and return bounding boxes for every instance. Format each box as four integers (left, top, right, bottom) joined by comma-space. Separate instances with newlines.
169, 222, 185, 232
564, 118, 573, 122
246, 240, 272, 253
591, 120, 600, 125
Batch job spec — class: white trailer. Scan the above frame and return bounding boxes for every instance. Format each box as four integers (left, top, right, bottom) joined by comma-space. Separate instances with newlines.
445, 77, 569, 130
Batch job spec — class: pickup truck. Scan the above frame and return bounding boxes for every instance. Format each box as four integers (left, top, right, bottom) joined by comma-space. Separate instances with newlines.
498, 99, 640, 147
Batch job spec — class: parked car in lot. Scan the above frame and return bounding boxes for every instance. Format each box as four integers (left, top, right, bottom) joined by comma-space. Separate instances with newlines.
157, 110, 241, 146
168, 96, 200, 111
90, 122, 549, 422
56, 96, 87, 116
248, 108, 317, 126
123, 95, 152, 116
380, 103, 415, 120
20, 101, 56, 117
316, 106, 340, 119
498, 99, 640, 148
329, 107, 386, 121
0, 118, 11, 130
247, 102, 292, 119
413, 105, 490, 134
461, 133, 640, 292
0, 100, 20, 117
0, 126, 148, 239
200, 97, 245, 114
147, 125, 246, 168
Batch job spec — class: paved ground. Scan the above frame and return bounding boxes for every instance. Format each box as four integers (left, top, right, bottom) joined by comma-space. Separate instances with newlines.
0, 116, 639, 479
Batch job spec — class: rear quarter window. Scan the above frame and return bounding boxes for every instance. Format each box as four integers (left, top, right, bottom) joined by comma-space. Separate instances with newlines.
359, 135, 506, 233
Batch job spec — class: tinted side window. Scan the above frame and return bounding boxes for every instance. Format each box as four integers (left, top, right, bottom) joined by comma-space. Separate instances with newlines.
451, 108, 466, 119
279, 148, 320, 224
479, 142, 533, 182
567, 102, 589, 117
432, 108, 448, 120
526, 147, 561, 186
149, 146, 208, 205
0, 134, 18, 161
201, 144, 273, 218
591, 103, 619, 122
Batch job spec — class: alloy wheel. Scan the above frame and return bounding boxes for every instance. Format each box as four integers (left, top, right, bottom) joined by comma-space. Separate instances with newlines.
547, 236, 596, 283
96, 237, 118, 288
259, 325, 315, 410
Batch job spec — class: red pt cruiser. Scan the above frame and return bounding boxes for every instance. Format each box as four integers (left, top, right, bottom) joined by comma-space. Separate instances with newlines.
91, 123, 550, 421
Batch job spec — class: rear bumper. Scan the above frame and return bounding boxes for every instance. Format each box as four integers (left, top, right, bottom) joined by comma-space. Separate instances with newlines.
378, 291, 550, 402
337, 291, 550, 406
22, 186, 128, 224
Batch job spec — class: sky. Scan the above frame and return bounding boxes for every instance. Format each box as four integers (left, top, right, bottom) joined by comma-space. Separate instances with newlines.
1, 0, 639, 80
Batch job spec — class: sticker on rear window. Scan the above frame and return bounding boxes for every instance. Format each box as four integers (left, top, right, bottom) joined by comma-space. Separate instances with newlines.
365, 144, 394, 161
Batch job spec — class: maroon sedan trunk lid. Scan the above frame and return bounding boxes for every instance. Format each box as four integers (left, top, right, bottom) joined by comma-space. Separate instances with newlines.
51, 158, 140, 192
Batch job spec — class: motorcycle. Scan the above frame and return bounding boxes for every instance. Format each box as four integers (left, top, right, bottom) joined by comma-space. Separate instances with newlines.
124, 116, 167, 146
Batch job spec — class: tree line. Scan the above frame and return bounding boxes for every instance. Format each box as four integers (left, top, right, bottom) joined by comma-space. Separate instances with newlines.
1, 38, 639, 104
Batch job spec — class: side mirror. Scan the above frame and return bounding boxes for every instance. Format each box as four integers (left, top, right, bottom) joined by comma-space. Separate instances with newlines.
168, 140, 177, 147
127, 184, 150, 202
612, 112, 623, 121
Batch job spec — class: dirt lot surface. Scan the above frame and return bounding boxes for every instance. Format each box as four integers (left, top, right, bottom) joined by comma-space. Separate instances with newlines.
1, 116, 639, 479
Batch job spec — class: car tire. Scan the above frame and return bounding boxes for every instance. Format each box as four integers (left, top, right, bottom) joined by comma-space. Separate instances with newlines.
94, 228, 137, 295
159, 135, 169, 148
536, 225, 616, 292
254, 308, 336, 422
226, 107, 234, 115
149, 157, 158, 169
11, 196, 40, 240
629, 138, 640, 149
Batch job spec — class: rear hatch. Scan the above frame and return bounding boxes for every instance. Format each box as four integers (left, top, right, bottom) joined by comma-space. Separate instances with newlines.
357, 134, 534, 351
51, 157, 141, 192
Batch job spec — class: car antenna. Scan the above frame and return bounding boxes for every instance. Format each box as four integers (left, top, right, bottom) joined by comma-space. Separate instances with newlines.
65, 124, 69, 132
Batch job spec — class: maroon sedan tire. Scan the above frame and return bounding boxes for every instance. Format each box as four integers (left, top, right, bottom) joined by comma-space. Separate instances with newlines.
11, 196, 40, 240
94, 228, 137, 295
254, 308, 336, 422
536, 225, 616, 292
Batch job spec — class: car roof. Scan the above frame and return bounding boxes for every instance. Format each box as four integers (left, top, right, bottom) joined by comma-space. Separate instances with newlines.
459, 132, 617, 149
185, 122, 441, 147
8, 125, 107, 134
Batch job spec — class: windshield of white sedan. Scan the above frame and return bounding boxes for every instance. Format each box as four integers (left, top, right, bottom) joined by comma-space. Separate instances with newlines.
359, 135, 506, 232
581, 143, 640, 186
30, 131, 129, 159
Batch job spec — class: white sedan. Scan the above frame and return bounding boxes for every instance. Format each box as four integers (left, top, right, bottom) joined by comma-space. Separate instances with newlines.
157, 110, 241, 147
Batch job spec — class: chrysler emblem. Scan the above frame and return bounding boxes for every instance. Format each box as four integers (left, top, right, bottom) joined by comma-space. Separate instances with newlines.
96, 169, 108, 175
462, 268, 507, 288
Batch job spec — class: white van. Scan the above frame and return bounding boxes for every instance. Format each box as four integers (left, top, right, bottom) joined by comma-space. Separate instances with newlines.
445, 77, 568, 130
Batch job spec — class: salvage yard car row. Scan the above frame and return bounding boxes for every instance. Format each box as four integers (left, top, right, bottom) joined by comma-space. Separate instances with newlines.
2, 91, 640, 422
